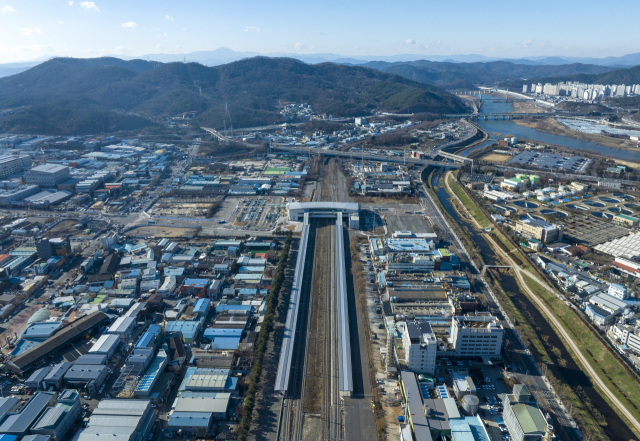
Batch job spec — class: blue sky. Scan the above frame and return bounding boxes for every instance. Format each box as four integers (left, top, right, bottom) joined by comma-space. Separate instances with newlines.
0, 0, 638, 63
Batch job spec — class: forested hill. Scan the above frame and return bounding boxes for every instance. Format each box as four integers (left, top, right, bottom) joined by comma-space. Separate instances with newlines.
359, 60, 618, 90
0, 56, 467, 134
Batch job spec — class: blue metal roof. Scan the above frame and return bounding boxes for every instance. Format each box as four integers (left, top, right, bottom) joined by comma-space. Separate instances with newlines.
207, 337, 241, 350
135, 350, 167, 392
203, 328, 242, 340
193, 298, 210, 315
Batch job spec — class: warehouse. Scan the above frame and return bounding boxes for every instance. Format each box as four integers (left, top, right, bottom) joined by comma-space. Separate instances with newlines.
134, 350, 168, 398
502, 385, 548, 441
21, 322, 62, 340
88, 333, 121, 358
7, 312, 110, 374
167, 412, 213, 435
63, 365, 109, 389
30, 390, 81, 439
165, 320, 202, 344
106, 316, 136, 340
172, 391, 231, 420
73, 354, 107, 366
25, 367, 51, 390
77, 399, 155, 441
179, 367, 238, 394
126, 347, 154, 371
0, 392, 57, 436
43, 362, 73, 390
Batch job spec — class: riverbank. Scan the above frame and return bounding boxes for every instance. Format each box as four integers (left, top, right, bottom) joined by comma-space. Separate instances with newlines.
452, 123, 489, 155
444, 172, 640, 441
515, 117, 640, 152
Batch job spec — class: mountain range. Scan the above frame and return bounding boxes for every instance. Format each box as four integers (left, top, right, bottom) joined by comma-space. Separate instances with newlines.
0, 56, 467, 135
4, 48, 640, 79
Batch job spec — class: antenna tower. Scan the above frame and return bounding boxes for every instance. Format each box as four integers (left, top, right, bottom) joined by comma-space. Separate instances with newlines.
223, 102, 233, 144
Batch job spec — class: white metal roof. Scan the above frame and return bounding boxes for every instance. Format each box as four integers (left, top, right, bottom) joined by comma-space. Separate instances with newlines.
287, 202, 359, 212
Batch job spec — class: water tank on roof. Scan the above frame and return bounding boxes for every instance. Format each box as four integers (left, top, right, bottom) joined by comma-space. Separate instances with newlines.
462, 394, 479, 416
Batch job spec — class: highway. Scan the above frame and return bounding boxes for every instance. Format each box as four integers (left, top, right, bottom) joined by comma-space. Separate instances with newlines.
270, 144, 464, 167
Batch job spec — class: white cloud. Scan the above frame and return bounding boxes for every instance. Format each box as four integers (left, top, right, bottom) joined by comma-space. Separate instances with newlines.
21, 27, 43, 36
244, 26, 259, 32
68, 1, 73, 5
115, 46, 132, 53
121, 22, 138, 28
0, 5, 15, 13
165, 14, 173, 22
80, 1, 99, 12
181, 28, 187, 31
521, 40, 532, 46
294, 42, 306, 50
58, 21, 65, 25
404, 39, 430, 49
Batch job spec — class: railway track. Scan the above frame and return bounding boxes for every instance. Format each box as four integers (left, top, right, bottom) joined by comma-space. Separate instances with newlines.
279, 160, 344, 441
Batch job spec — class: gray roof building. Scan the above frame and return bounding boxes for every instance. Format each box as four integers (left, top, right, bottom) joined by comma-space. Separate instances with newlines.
0, 397, 21, 422
64, 365, 108, 385
7, 312, 110, 374
88, 333, 120, 357
25, 367, 52, 390
126, 347, 154, 371
78, 399, 155, 441
0, 392, 56, 435
73, 354, 107, 365
44, 362, 73, 389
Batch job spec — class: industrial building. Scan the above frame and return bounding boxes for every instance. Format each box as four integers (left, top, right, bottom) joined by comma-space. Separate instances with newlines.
451, 314, 504, 359
401, 321, 437, 374
0, 155, 33, 179
63, 365, 109, 390
73, 354, 107, 366
515, 218, 564, 243
106, 316, 136, 340
165, 320, 202, 344
168, 391, 231, 434
36, 237, 71, 261
179, 368, 238, 394
43, 362, 73, 390
502, 385, 549, 441
7, 312, 110, 374
77, 399, 155, 441
614, 213, 639, 228
30, 390, 81, 439
26, 368, 52, 390
134, 349, 169, 398
88, 333, 121, 358
0, 392, 57, 436
21, 322, 63, 340
25, 164, 71, 188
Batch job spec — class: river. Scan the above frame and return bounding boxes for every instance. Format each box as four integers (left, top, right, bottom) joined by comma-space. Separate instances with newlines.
428, 166, 636, 441
460, 96, 640, 161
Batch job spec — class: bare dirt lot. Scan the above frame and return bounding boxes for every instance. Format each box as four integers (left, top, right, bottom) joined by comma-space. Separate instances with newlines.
46, 219, 94, 238
131, 226, 199, 238
478, 153, 513, 163
150, 202, 213, 218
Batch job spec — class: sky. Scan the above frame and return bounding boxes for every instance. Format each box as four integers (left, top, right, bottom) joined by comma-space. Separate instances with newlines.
1, 0, 639, 63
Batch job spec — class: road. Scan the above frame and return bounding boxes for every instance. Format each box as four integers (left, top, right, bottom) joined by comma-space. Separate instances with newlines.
419, 169, 581, 441
442, 170, 640, 436
271, 144, 463, 167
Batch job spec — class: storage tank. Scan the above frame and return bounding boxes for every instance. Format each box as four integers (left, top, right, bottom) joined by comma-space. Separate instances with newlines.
461, 394, 479, 415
